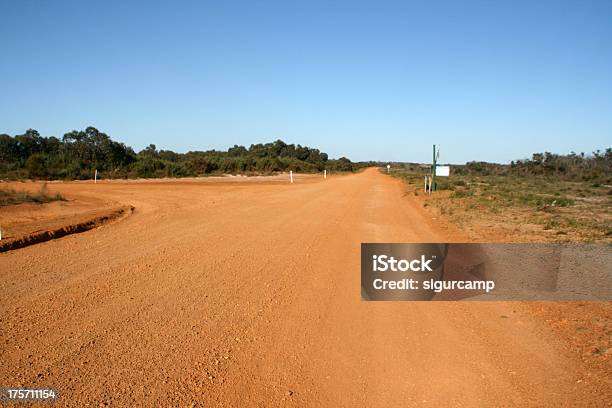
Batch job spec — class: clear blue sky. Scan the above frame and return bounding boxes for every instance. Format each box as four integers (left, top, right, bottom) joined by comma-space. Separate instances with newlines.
1, 0, 610, 163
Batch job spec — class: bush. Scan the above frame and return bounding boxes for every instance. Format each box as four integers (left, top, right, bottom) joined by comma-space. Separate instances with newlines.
3, 129, 348, 180
25, 154, 47, 178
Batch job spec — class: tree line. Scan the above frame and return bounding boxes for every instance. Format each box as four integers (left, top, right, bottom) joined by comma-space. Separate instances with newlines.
0, 127, 356, 180
454, 149, 612, 183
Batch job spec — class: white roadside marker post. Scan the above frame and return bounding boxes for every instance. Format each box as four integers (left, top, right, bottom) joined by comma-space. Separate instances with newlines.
290, 171, 293, 184
94, 169, 98, 184
0, 225, 2, 241
324, 169, 327, 179
387, 164, 390, 173
424, 176, 427, 193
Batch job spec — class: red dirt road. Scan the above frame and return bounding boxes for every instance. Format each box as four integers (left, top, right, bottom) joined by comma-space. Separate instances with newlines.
0, 168, 607, 406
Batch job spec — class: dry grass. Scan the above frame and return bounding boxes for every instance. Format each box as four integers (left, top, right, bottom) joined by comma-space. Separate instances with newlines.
390, 168, 612, 243
0, 183, 65, 207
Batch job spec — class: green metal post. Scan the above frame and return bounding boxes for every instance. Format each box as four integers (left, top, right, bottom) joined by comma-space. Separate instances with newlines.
432, 144, 436, 192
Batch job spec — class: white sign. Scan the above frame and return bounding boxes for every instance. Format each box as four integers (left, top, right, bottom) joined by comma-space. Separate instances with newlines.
386, 164, 390, 169
436, 165, 450, 177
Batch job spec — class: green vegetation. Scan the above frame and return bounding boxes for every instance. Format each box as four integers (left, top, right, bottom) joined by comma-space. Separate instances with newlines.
0, 184, 64, 206
0, 127, 357, 180
456, 150, 612, 183
388, 150, 612, 242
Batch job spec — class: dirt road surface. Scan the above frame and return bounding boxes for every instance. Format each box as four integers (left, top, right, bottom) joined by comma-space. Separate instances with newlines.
0, 168, 608, 406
